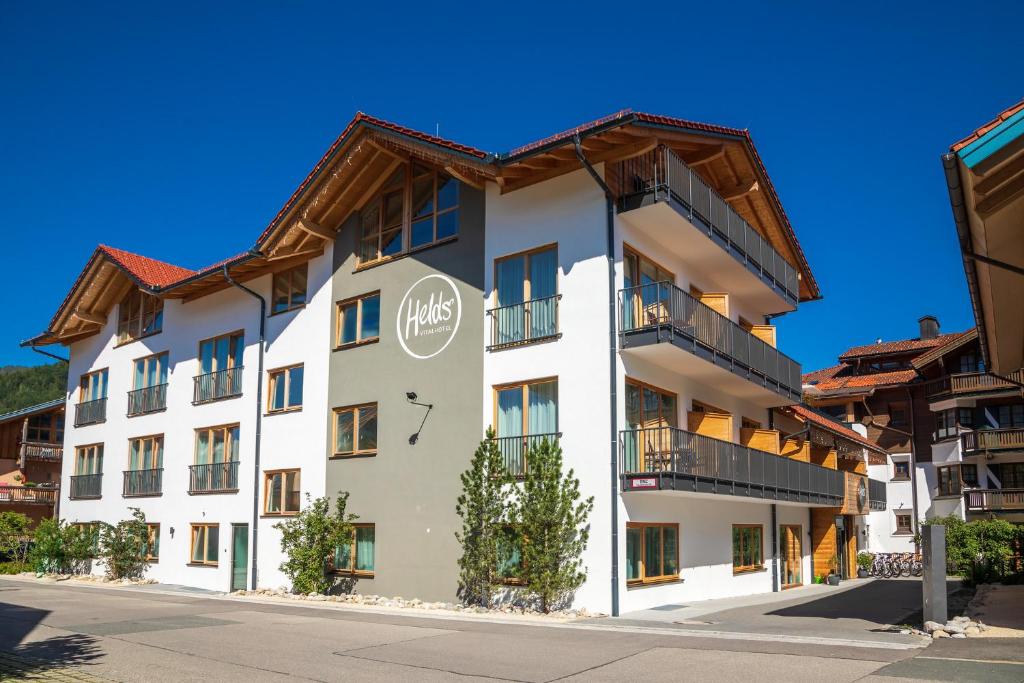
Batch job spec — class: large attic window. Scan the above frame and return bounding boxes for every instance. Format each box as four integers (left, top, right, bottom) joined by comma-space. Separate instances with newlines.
117, 289, 163, 345
358, 162, 459, 266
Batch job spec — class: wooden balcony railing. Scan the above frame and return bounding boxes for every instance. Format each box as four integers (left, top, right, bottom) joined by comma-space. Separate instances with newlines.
964, 489, 1024, 513
0, 485, 58, 505
961, 428, 1024, 454
925, 370, 1024, 400
18, 442, 63, 462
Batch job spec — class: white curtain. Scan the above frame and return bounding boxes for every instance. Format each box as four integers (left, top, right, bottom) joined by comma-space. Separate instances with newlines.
529, 249, 557, 338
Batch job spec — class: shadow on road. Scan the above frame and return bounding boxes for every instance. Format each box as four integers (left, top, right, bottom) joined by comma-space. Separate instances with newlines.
0, 599, 103, 676
765, 579, 963, 625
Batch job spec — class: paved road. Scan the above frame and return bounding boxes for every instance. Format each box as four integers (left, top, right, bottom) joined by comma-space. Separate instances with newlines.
0, 579, 1020, 682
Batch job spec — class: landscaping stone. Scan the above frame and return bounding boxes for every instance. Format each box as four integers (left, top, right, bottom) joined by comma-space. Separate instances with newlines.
943, 620, 966, 634
923, 620, 944, 633
951, 633, 967, 639
964, 626, 980, 636
932, 630, 950, 639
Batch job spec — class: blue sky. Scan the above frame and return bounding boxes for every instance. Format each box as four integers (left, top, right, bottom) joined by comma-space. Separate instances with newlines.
1, 1, 1020, 371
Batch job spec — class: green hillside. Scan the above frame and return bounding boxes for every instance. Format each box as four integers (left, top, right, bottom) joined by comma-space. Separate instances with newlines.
0, 363, 68, 414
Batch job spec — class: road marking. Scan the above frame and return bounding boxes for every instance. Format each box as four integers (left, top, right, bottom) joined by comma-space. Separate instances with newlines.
915, 655, 1024, 666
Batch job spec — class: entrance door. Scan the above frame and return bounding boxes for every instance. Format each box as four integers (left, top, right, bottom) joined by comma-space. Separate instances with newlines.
780, 525, 802, 588
834, 516, 848, 579
230, 524, 248, 592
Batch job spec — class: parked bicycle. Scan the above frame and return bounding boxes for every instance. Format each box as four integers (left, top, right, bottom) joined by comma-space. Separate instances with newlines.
867, 552, 923, 578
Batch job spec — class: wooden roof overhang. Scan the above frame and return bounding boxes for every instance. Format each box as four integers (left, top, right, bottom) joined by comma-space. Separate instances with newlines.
779, 405, 888, 465
495, 114, 819, 302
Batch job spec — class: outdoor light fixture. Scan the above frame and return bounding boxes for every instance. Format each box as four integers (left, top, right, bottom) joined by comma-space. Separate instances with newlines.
406, 391, 433, 445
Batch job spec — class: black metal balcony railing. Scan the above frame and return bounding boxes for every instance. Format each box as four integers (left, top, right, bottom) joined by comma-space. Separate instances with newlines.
611, 145, 800, 305
0, 485, 58, 506
924, 370, 1024, 401
868, 477, 887, 511
490, 433, 561, 479
69, 473, 103, 499
74, 397, 107, 426
193, 367, 243, 404
961, 428, 1024, 454
620, 427, 844, 504
123, 468, 163, 497
487, 295, 561, 350
189, 461, 240, 493
127, 384, 168, 416
619, 282, 802, 401
965, 489, 1024, 513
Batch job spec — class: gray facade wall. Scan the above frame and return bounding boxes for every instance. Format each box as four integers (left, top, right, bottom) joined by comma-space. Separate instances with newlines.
326, 185, 485, 601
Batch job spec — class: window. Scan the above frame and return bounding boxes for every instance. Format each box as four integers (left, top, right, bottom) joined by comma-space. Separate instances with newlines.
264, 470, 300, 515
492, 245, 558, 347
335, 292, 380, 348
937, 465, 964, 497
272, 264, 308, 315
623, 379, 677, 473
494, 379, 558, 476
79, 369, 109, 402
359, 162, 459, 265
144, 523, 160, 561
189, 524, 219, 566
626, 523, 679, 584
991, 404, 1024, 428
267, 365, 303, 412
129, 435, 163, 471
496, 526, 523, 584
959, 352, 983, 374
75, 444, 103, 475
198, 331, 244, 375
623, 248, 674, 329
888, 403, 908, 427
866, 360, 906, 372
195, 425, 240, 465
741, 417, 762, 430
26, 411, 63, 443
893, 460, 910, 480
333, 524, 375, 575
894, 512, 913, 535
936, 408, 971, 440
961, 464, 979, 488
732, 524, 764, 573
133, 352, 168, 390
117, 290, 163, 344
991, 462, 1024, 489
333, 404, 378, 457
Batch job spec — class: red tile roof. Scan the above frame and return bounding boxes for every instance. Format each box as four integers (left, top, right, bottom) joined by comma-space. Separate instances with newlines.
837, 333, 959, 361
802, 363, 918, 393
97, 245, 196, 288
951, 98, 1024, 153
788, 404, 887, 455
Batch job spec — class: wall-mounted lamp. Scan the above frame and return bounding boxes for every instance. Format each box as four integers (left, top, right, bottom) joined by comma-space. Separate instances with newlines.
406, 392, 433, 445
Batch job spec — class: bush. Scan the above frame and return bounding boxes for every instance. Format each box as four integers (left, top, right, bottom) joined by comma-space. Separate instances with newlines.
921, 516, 1024, 584
0, 511, 31, 564
857, 551, 873, 571
97, 509, 149, 580
29, 518, 95, 575
0, 561, 32, 575
276, 492, 357, 595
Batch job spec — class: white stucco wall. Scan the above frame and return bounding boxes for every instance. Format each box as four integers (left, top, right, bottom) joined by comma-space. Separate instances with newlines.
866, 455, 915, 553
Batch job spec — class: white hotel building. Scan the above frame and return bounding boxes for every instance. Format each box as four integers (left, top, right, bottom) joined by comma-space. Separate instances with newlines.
28, 110, 887, 613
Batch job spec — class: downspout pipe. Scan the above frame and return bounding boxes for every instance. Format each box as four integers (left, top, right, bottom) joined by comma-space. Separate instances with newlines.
223, 262, 266, 591
573, 135, 620, 617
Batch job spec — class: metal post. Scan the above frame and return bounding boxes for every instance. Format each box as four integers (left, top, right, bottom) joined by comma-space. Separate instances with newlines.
922, 524, 947, 625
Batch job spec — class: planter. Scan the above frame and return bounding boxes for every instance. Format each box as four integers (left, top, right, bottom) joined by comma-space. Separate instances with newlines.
826, 574, 842, 586
857, 569, 869, 579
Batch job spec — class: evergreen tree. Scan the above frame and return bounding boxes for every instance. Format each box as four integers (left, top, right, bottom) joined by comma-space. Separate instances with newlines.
97, 508, 149, 580
275, 492, 357, 594
512, 438, 594, 613
455, 428, 509, 607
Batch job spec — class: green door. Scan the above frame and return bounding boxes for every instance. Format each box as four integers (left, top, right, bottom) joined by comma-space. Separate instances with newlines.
230, 524, 248, 592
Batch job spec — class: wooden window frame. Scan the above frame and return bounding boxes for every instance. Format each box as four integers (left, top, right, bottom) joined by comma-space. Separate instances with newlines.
892, 459, 911, 481
128, 434, 163, 471
491, 377, 560, 438
888, 403, 908, 428
732, 524, 765, 574
196, 330, 245, 374
27, 411, 63, 443
133, 351, 169, 390
193, 424, 240, 465
74, 443, 104, 475
334, 291, 381, 349
144, 523, 160, 562
263, 469, 301, 516
492, 243, 560, 306
692, 399, 728, 415
623, 245, 675, 287
332, 403, 378, 458
270, 264, 308, 316
625, 377, 678, 427
357, 162, 460, 268
331, 523, 375, 577
188, 523, 219, 567
116, 290, 163, 346
894, 512, 913, 535
267, 364, 304, 414
79, 368, 109, 401
626, 522, 680, 585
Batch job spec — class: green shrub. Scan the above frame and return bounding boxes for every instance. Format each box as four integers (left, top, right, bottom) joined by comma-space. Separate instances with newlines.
29, 518, 95, 574
97, 509, 149, 580
275, 492, 357, 595
0, 561, 32, 575
922, 516, 1024, 584
857, 551, 874, 571
0, 511, 31, 563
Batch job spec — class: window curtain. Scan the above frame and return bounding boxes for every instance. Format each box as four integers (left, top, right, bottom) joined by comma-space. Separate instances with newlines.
288, 367, 303, 407
527, 382, 557, 436
130, 440, 140, 471
497, 388, 524, 475
624, 383, 641, 471
196, 431, 210, 465
625, 527, 641, 581
134, 359, 145, 391
355, 527, 375, 571
529, 249, 557, 339
496, 256, 525, 344
200, 340, 214, 374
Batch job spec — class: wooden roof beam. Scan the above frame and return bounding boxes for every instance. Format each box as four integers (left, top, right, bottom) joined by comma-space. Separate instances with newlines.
722, 180, 760, 202
296, 218, 336, 240
72, 309, 106, 326
444, 166, 485, 190
682, 145, 726, 167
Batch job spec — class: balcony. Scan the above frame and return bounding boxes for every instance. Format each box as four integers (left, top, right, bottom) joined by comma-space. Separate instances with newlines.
487, 295, 561, 351
193, 367, 243, 404
961, 428, 1024, 454
618, 282, 801, 405
619, 427, 844, 504
189, 461, 240, 493
924, 370, 1023, 402
123, 468, 163, 497
69, 473, 102, 499
965, 489, 1024, 514
490, 433, 561, 479
19, 442, 62, 463
0, 485, 58, 506
610, 145, 799, 311
127, 384, 168, 416
74, 398, 106, 426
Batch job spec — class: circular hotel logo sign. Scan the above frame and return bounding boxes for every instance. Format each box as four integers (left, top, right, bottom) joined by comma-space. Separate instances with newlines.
396, 274, 462, 359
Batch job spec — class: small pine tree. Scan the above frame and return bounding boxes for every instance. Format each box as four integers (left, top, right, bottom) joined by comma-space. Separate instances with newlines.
512, 438, 594, 613
98, 508, 149, 580
276, 492, 357, 595
455, 428, 510, 607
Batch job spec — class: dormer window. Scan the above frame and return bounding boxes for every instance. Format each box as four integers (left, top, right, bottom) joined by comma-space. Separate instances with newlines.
117, 290, 163, 344
358, 162, 459, 266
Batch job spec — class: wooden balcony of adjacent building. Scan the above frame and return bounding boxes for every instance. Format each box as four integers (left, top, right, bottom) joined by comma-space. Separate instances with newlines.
608, 145, 800, 312
0, 484, 58, 506
924, 370, 1024, 404
961, 428, 1024, 455
18, 441, 63, 467
964, 488, 1024, 515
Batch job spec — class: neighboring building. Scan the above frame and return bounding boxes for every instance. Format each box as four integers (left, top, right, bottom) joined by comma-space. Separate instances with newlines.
27, 109, 888, 613
943, 98, 1024, 377
0, 399, 64, 525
